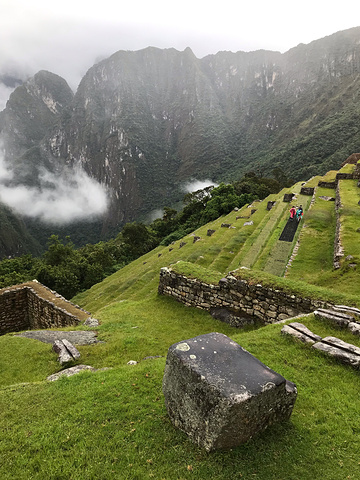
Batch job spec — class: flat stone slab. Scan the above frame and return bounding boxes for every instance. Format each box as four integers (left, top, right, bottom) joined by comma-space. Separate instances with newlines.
47, 365, 97, 381
314, 309, 353, 327
281, 322, 322, 344
312, 336, 360, 369
15, 330, 100, 345
333, 305, 360, 319
163, 332, 297, 451
318, 196, 335, 201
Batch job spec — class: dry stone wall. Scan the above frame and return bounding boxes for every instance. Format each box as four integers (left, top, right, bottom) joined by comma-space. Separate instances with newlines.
334, 181, 344, 269
0, 287, 29, 334
158, 268, 332, 326
0, 282, 82, 335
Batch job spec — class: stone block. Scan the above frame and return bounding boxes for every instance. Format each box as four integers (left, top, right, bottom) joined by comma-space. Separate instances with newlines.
47, 365, 97, 381
53, 340, 73, 364
162, 333, 297, 451
84, 317, 99, 327
52, 339, 81, 364
62, 338, 81, 360
319, 196, 335, 201
348, 322, 360, 336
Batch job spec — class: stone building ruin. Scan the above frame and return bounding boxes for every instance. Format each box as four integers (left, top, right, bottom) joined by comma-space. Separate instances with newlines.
0, 281, 89, 335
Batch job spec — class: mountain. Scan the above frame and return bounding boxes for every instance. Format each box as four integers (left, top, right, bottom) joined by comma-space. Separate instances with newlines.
0, 204, 41, 258
0, 70, 73, 184
1, 27, 360, 248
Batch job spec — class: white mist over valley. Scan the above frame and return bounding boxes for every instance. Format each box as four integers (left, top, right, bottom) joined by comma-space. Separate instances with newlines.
0, 148, 108, 224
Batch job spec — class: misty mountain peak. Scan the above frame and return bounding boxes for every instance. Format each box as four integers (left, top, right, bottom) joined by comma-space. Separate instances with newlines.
0, 71, 73, 161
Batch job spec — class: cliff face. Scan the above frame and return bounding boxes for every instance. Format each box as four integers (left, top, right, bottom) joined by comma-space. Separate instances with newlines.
1, 27, 360, 240
0, 70, 73, 184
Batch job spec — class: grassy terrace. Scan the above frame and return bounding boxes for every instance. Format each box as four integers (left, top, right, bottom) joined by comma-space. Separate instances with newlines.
261, 189, 312, 276
319, 170, 337, 182
1, 168, 360, 479
338, 178, 360, 262
286, 186, 337, 284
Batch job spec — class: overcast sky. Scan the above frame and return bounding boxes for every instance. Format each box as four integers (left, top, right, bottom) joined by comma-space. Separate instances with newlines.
1, 0, 360, 109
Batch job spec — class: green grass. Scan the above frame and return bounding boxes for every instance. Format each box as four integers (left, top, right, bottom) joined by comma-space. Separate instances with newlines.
319, 170, 337, 183
2, 307, 360, 479
338, 163, 355, 174
303, 175, 321, 187
2, 170, 360, 479
225, 193, 285, 271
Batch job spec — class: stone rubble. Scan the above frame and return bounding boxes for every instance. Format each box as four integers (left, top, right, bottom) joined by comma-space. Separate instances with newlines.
52, 339, 81, 365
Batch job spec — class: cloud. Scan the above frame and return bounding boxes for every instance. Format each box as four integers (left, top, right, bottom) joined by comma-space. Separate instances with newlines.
182, 179, 218, 193
1, 0, 358, 110
0, 149, 109, 224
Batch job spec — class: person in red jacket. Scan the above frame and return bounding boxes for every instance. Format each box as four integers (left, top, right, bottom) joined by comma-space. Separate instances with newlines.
289, 206, 296, 219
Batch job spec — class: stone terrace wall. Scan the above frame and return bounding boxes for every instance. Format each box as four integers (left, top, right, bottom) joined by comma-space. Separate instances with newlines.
0, 286, 29, 334
333, 181, 344, 269
354, 162, 360, 179
0, 283, 82, 335
158, 268, 333, 325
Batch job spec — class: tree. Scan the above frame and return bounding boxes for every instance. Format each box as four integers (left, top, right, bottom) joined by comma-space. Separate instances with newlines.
120, 222, 158, 259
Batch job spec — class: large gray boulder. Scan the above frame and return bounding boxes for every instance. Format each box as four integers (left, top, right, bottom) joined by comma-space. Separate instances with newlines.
162, 332, 297, 451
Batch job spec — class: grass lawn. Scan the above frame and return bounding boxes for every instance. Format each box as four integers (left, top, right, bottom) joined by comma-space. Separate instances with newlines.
2, 293, 360, 480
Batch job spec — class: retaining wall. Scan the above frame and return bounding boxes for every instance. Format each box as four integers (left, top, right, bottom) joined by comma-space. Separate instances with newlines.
158, 268, 332, 326
0, 283, 82, 335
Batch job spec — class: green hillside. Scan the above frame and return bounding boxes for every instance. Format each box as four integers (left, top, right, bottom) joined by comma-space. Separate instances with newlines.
1, 165, 360, 479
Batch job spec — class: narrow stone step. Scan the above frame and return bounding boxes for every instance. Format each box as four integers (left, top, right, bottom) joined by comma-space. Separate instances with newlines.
333, 305, 360, 318
281, 322, 322, 344
321, 336, 360, 355
314, 308, 353, 327
312, 336, 360, 369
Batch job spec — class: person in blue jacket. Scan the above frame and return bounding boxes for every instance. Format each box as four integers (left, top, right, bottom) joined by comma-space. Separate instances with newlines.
296, 205, 303, 222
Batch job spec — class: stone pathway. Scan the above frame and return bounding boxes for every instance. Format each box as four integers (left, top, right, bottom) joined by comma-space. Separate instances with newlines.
279, 217, 300, 242
15, 330, 100, 345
